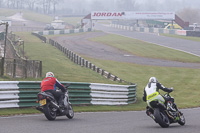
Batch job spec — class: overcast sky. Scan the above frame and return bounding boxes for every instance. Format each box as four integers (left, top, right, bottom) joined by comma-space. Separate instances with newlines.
58, 0, 200, 14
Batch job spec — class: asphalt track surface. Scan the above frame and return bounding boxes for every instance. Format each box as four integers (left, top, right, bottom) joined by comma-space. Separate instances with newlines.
52, 24, 200, 68
95, 24, 200, 57
0, 108, 200, 133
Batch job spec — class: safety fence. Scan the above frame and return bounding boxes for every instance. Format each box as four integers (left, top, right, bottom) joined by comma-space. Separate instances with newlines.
0, 81, 137, 108
32, 30, 134, 85
111, 24, 200, 37
110, 24, 186, 36
48, 38, 133, 84
33, 28, 92, 36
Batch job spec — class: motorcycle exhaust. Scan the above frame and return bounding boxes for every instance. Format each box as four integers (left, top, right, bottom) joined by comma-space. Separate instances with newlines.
50, 101, 64, 113
50, 101, 59, 109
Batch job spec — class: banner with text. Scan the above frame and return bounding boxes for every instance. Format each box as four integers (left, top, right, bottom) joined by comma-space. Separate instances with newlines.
91, 11, 175, 20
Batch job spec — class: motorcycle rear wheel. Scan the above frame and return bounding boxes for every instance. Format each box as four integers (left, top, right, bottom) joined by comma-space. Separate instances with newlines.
43, 102, 57, 121
154, 108, 170, 128
66, 104, 74, 119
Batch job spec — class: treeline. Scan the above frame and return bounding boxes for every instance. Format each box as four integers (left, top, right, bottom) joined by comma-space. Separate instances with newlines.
0, 0, 62, 14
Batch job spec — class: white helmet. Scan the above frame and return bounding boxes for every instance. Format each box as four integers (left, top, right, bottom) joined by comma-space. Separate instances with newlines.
149, 77, 157, 83
46, 72, 54, 77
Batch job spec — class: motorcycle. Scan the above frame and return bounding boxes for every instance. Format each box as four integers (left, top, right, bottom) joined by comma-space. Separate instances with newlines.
36, 85, 74, 121
148, 91, 185, 128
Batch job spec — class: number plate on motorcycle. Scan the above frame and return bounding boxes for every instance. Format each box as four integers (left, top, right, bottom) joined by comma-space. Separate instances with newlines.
39, 99, 46, 106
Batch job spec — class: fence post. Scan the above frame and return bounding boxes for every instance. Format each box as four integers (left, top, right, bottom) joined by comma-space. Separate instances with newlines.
13, 59, 16, 78
1, 57, 4, 76
39, 61, 42, 77
93, 65, 96, 71
79, 57, 82, 65
23, 60, 28, 78
76, 55, 79, 64
107, 73, 111, 79
86, 61, 88, 67
74, 54, 76, 63
66, 49, 69, 56
89, 63, 92, 69
101, 70, 104, 76
71, 52, 73, 61
68, 51, 71, 59
32, 60, 35, 78
82, 58, 85, 66
97, 68, 100, 73
113, 76, 117, 81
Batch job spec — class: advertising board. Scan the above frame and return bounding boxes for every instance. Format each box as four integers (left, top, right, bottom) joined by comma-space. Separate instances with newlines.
91, 11, 175, 20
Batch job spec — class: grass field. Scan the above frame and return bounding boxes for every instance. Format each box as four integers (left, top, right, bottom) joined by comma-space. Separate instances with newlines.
86, 32, 200, 109
0, 8, 18, 16
0, 8, 82, 27
83, 57, 200, 108
23, 10, 53, 23
1, 30, 200, 116
12, 32, 116, 84
23, 11, 82, 26
161, 34, 200, 42
62, 17, 82, 27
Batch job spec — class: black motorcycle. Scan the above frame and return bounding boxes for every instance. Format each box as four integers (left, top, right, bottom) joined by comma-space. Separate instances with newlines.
36, 85, 74, 121
148, 92, 185, 128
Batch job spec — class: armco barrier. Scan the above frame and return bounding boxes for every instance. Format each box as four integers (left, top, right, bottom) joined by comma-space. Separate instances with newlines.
110, 24, 186, 36
32, 29, 134, 85
0, 81, 137, 108
33, 28, 92, 36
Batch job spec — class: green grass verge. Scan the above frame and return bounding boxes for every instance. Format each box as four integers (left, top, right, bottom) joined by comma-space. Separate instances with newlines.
62, 17, 82, 27
161, 33, 200, 42
89, 33, 200, 63
23, 10, 53, 23
23, 11, 82, 26
0, 8, 81, 27
0, 8, 18, 16
1, 31, 200, 116
11, 32, 116, 84
82, 57, 200, 109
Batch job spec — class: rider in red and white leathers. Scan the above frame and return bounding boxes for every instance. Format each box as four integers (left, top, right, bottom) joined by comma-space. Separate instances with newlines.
41, 72, 66, 107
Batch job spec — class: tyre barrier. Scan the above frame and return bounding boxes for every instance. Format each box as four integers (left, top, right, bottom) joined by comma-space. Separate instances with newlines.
0, 81, 137, 108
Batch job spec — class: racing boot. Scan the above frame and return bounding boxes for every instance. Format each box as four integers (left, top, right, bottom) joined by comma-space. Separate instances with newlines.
58, 94, 65, 109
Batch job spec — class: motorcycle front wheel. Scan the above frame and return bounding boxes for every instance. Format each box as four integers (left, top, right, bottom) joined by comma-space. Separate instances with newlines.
154, 108, 170, 128
66, 104, 74, 119
43, 102, 57, 121
178, 112, 185, 126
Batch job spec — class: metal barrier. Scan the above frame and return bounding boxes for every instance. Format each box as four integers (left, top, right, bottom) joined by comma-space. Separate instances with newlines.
32, 28, 92, 36
0, 81, 137, 108
110, 24, 188, 36
47, 38, 134, 85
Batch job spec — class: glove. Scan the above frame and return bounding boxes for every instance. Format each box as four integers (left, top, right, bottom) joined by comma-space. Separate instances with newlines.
170, 87, 174, 92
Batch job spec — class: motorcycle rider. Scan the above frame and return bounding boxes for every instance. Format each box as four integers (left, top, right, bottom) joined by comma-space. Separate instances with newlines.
143, 77, 174, 118
41, 72, 67, 108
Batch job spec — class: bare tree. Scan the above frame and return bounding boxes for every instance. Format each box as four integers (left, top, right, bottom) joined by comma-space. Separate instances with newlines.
90, 0, 105, 11
177, 8, 200, 24
117, 0, 137, 11
51, 0, 63, 15
24, 0, 37, 10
